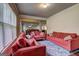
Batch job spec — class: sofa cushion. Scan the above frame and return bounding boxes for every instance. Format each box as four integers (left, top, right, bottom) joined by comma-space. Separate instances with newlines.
53, 32, 77, 39
18, 38, 30, 48
53, 32, 65, 39
35, 31, 40, 35
30, 41, 36, 46
49, 33, 53, 36
40, 32, 45, 37
29, 39, 36, 46
70, 34, 77, 38
29, 38, 39, 46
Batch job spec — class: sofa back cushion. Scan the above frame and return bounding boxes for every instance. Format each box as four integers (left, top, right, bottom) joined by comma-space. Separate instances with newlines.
35, 31, 40, 35
71, 34, 77, 38
53, 32, 77, 39
53, 32, 66, 39
40, 32, 45, 37
18, 38, 30, 48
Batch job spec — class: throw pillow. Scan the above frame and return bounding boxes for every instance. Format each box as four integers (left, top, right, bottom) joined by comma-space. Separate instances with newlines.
49, 33, 53, 37
71, 34, 77, 38
26, 35, 32, 39
64, 35, 72, 40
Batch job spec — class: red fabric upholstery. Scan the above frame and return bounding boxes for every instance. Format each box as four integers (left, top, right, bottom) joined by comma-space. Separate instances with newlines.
18, 38, 30, 47
13, 38, 46, 56
47, 32, 79, 51
29, 38, 39, 46
29, 29, 46, 40
53, 32, 77, 39
3, 32, 46, 56
34, 32, 46, 40
14, 45, 46, 56
30, 32, 35, 38
11, 43, 20, 53
35, 31, 40, 35
19, 32, 26, 38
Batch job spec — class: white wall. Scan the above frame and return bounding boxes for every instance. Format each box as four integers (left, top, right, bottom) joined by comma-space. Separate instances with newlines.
47, 4, 79, 34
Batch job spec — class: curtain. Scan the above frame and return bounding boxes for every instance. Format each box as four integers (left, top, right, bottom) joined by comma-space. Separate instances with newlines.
0, 3, 16, 52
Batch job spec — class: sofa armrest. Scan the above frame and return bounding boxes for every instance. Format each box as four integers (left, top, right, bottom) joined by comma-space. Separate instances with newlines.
14, 45, 46, 56
70, 37, 79, 50
65, 37, 79, 51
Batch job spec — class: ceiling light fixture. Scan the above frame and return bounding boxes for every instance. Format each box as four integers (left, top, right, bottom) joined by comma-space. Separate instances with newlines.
40, 3, 50, 8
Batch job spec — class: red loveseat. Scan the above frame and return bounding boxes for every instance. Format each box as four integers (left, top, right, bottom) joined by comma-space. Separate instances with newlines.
47, 32, 79, 51
3, 32, 46, 56
30, 31, 46, 41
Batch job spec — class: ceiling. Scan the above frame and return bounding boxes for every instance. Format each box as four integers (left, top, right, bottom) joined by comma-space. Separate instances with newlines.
16, 3, 76, 18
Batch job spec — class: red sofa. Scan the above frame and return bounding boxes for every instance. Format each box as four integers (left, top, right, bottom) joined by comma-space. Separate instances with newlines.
3, 32, 46, 56
30, 31, 46, 41
47, 32, 79, 51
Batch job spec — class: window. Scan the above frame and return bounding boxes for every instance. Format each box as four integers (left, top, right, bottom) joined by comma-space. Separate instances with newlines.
3, 24, 13, 46
0, 3, 4, 52
0, 22, 4, 52
0, 3, 16, 52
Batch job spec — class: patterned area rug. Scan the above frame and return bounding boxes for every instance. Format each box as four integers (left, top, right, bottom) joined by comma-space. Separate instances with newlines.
38, 40, 71, 56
